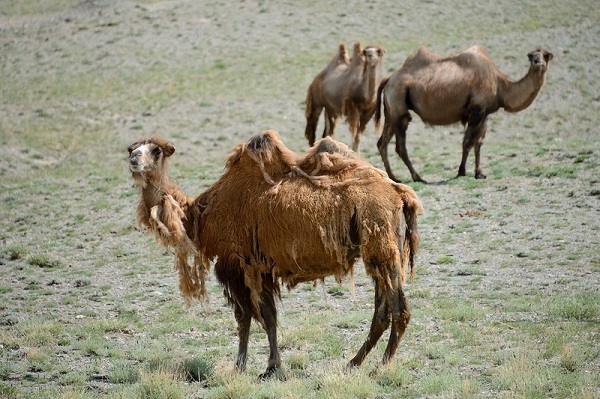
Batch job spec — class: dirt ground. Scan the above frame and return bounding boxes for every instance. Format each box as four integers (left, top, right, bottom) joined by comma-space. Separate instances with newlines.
0, 0, 598, 397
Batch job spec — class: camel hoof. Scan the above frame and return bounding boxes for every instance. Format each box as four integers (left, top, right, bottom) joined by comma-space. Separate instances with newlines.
412, 175, 427, 184
475, 172, 487, 179
258, 367, 285, 381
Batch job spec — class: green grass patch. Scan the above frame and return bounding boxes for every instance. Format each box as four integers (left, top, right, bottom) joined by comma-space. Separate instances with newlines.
548, 293, 599, 321
27, 253, 60, 268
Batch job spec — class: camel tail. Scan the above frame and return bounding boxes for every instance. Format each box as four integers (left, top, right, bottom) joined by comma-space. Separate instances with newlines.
304, 82, 314, 120
398, 185, 423, 283
374, 77, 389, 134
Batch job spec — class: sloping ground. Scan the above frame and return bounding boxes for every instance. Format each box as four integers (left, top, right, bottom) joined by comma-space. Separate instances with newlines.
0, 0, 598, 397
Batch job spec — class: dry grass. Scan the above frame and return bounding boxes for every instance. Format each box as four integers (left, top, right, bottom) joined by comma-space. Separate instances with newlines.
1, 0, 599, 398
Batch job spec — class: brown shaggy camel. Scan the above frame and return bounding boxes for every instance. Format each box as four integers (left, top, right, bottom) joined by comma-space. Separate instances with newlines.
305, 41, 386, 152
375, 46, 554, 182
127, 131, 423, 378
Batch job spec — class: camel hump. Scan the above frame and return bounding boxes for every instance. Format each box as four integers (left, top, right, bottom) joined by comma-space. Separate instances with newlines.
464, 45, 487, 55
312, 137, 357, 158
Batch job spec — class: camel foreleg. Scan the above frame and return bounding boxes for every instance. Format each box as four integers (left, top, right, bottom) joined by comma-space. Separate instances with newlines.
389, 114, 425, 183
233, 302, 252, 372
257, 280, 281, 380
377, 120, 401, 183
323, 108, 340, 139
459, 108, 487, 179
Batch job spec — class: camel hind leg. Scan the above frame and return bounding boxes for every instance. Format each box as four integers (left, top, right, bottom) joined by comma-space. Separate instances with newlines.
349, 258, 411, 368
348, 277, 391, 368
305, 102, 323, 147
381, 268, 410, 364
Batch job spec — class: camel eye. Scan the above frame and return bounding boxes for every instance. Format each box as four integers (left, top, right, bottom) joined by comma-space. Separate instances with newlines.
152, 148, 162, 157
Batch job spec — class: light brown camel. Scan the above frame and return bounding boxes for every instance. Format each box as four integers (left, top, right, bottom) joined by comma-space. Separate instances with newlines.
305, 41, 386, 152
375, 46, 554, 183
127, 131, 423, 378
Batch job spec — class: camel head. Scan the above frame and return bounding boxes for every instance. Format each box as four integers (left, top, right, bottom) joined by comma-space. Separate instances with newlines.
363, 46, 385, 66
127, 136, 175, 175
527, 48, 554, 73
226, 130, 299, 185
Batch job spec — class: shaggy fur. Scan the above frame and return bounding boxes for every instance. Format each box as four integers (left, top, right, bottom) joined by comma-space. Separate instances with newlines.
305, 41, 386, 152
375, 46, 554, 182
128, 130, 423, 377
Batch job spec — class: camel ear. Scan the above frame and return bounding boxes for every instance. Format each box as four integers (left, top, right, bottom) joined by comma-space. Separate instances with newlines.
543, 50, 554, 62
162, 143, 176, 157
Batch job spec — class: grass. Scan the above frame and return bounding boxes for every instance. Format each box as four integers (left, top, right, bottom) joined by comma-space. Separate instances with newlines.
1, 0, 599, 398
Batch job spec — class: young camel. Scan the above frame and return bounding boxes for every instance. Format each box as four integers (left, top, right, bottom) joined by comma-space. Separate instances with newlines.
305, 41, 386, 152
375, 46, 554, 183
127, 131, 422, 378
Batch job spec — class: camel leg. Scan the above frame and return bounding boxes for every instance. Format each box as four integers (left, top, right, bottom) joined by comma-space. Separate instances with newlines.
234, 302, 252, 372
392, 115, 425, 183
473, 121, 488, 179
323, 109, 339, 139
381, 271, 411, 364
458, 108, 486, 178
305, 104, 322, 147
348, 112, 360, 152
377, 120, 401, 182
348, 278, 391, 368
353, 109, 373, 153
258, 279, 281, 380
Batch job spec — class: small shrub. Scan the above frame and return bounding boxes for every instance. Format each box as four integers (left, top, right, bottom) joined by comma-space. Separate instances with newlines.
436, 256, 456, 264
0, 286, 13, 294
109, 360, 139, 384
549, 293, 598, 321
28, 254, 60, 268
0, 382, 19, 398
137, 366, 183, 399
327, 285, 347, 296
288, 352, 309, 371
3, 245, 28, 260
179, 357, 213, 382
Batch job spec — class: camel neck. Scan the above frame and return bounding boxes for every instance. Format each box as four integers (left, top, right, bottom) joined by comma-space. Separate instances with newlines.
138, 173, 190, 212
501, 66, 546, 113
363, 64, 379, 100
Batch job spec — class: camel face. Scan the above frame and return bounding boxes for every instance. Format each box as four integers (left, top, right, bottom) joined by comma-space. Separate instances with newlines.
128, 138, 175, 173
363, 46, 384, 66
528, 49, 554, 72
128, 143, 157, 173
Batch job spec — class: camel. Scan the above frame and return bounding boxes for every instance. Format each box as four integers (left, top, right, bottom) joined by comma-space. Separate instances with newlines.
375, 46, 554, 183
305, 41, 386, 152
127, 131, 423, 378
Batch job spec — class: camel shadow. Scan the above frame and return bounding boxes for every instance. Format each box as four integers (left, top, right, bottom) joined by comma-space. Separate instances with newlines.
399, 175, 477, 186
